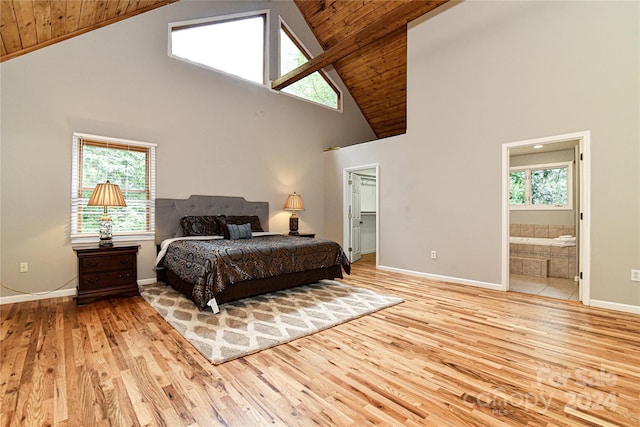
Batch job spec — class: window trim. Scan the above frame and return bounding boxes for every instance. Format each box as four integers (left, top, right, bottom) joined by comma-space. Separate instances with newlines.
277, 17, 343, 112
168, 10, 270, 87
509, 161, 573, 211
71, 132, 157, 244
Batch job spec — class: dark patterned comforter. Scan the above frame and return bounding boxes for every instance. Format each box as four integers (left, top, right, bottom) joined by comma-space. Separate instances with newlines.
160, 235, 350, 308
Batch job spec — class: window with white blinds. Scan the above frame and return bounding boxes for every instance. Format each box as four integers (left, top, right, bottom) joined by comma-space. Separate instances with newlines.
71, 132, 157, 243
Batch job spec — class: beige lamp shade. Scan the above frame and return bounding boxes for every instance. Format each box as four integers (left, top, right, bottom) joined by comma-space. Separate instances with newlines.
87, 180, 127, 208
283, 193, 304, 211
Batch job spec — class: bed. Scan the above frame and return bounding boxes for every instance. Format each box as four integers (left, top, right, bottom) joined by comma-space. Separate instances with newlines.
155, 195, 350, 311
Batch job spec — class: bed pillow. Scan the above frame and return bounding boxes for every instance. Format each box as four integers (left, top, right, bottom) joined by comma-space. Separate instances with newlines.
225, 223, 253, 240
180, 215, 224, 236
223, 215, 264, 232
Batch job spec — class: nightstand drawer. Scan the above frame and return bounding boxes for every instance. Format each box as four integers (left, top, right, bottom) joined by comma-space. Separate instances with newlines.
73, 244, 140, 305
80, 270, 136, 291
81, 254, 135, 273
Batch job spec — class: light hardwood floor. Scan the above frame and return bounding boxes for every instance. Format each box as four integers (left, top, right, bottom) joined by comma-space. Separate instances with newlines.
1, 254, 639, 426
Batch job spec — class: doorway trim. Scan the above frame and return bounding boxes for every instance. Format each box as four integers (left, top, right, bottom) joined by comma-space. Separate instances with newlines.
343, 164, 379, 267
501, 131, 591, 305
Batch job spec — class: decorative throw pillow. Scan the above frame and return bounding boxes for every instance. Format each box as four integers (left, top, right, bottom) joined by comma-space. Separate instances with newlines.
224, 215, 264, 232
180, 216, 224, 236
226, 223, 252, 240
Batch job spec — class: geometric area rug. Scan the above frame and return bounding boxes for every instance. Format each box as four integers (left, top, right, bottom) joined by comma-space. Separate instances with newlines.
139, 280, 403, 365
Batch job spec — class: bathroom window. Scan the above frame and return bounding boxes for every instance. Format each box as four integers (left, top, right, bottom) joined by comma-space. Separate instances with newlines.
510, 161, 572, 210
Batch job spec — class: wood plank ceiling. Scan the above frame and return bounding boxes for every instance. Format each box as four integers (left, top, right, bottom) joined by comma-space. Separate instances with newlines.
0, 0, 449, 140
291, 0, 449, 139
0, 0, 177, 62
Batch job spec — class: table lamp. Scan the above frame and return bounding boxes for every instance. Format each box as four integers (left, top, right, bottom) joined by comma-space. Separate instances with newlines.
87, 180, 127, 246
284, 192, 304, 235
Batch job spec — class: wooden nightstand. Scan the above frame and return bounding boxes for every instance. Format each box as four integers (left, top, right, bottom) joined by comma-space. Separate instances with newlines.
73, 244, 140, 305
289, 232, 315, 238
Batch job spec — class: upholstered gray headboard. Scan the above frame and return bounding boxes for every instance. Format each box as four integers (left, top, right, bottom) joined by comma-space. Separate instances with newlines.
155, 195, 269, 245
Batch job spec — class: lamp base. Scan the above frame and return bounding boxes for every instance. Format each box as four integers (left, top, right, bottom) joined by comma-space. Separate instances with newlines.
289, 215, 299, 234
99, 218, 114, 247
99, 238, 114, 247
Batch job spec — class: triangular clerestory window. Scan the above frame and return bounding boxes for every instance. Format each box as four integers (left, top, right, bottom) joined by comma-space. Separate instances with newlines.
279, 21, 341, 110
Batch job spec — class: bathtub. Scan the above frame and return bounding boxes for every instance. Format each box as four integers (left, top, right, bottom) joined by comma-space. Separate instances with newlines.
509, 236, 576, 247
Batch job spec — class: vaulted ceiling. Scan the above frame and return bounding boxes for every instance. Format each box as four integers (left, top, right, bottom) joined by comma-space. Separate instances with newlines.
0, 0, 449, 140
287, 0, 449, 139
0, 0, 177, 61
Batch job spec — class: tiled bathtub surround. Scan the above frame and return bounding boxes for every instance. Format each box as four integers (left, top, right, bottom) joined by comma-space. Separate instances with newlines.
510, 223, 575, 239
509, 224, 577, 279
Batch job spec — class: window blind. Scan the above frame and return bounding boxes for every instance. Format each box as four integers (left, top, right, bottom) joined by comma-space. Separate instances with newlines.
71, 132, 157, 243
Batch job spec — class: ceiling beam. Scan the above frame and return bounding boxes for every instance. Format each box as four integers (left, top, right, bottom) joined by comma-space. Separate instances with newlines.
272, 0, 448, 91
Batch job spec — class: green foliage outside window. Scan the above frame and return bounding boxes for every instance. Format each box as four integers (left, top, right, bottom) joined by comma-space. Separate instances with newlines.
280, 27, 339, 109
81, 145, 149, 233
509, 163, 570, 209
531, 167, 568, 205
509, 171, 526, 205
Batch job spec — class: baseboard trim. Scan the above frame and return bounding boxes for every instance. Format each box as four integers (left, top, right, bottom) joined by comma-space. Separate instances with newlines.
0, 278, 158, 305
376, 265, 640, 315
589, 299, 640, 315
0, 288, 77, 305
377, 265, 503, 291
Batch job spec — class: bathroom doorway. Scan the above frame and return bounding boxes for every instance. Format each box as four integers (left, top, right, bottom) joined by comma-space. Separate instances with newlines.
502, 132, 591, 304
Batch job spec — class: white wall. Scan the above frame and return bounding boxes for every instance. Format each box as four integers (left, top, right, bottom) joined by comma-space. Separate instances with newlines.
0, 0, 375, 299
325, 1, 639, 309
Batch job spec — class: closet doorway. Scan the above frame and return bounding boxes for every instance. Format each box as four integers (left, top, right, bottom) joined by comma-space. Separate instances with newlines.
343, 165, 378, 265
502, 131, 591, 304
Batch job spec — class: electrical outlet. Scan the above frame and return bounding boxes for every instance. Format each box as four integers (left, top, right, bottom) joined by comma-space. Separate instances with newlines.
19, 262, 28, 273
632, 269, 640, 282
430, 250, 437, 260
